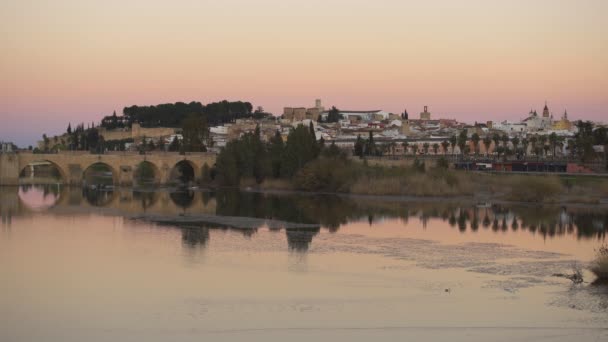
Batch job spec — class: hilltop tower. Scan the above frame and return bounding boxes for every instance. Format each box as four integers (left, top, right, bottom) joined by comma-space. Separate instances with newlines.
420, 106, 431, 120
543, 101, 550, 118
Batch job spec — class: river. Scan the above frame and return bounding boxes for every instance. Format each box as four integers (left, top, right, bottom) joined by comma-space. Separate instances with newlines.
1, 185, 607, 341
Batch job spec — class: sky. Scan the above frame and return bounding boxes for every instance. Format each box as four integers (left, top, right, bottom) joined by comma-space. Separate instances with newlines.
1, 0, 607, 147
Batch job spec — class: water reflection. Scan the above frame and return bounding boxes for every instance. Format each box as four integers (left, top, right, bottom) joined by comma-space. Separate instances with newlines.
181, 226, 210, 248
286, 228, 320, 252
2, 186, 607, 246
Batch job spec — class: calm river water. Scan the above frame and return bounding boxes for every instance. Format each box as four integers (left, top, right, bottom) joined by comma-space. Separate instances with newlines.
1, 185, 607, 341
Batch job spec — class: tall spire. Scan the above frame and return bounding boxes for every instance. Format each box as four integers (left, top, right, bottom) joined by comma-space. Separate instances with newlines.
542, 101, 550, 117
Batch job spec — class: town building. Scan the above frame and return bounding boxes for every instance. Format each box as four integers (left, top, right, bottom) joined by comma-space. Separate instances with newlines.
420, 106, 432, 120
283, 99, 325, 122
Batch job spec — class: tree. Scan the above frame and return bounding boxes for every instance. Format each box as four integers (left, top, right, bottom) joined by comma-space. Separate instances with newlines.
402, 141, 410, 155
521, 138, 529, 158
168, 137, 181, 152
471, 133, 480, 155
411, 144, 419, 155
326, 106, 342, 123
511, 137, 520, 158
354, 135, 365, 158
67, 123, 72, 135
269, 130, 284, 178
309, 121, 319, 157
182, 113, 209, 152
423, 142, 430, 154
501, 134, 509, 148
449, 135, 457, 155
482, 136, 492, 156
42, 134, 49, 152
281, 124, 317, 177
549, 132, 558, 158
441, 140, 449, 155
432, 143, 439, 155
530, 135, 538, 157
201, 163, 212, 184
492, 133, 501, 157
538, 135, 548, 157
366, 131, 376, 156
457, 131, 468, 156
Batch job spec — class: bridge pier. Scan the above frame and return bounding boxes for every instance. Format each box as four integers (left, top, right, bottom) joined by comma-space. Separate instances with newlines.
0, 153, 20, 186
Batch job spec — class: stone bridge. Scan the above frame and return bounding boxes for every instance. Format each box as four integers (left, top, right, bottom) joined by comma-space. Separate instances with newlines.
0, 151, 216, 186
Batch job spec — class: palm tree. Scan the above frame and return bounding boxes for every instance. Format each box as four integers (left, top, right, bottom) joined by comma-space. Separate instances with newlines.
411, 144, 419, 155
482, 136, 492, 157
556, 139, 564, 158
471, 133, 480, 155
441, 140, 449, 155
432, 143, 439, 155
450, 135, 457, 155
539, 135, 548, 158
521, 137, 529, 158
401, 141, 409, 155
511, 137, 520, 158
423, 142, 430, 154
501, 134, 509, 148
549, 132, 558, 158
458, 131, 468, 157
492, 133, 501, 157
530, 135, 538, 157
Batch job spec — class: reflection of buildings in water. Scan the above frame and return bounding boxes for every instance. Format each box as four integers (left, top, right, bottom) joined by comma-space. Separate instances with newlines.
286, 228, 320, 252
181, 227, 210, 248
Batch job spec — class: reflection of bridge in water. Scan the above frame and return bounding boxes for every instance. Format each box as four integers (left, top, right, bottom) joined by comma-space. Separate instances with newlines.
2, 186, 607, 252
0, 151, 216, 186
0, 186, 322, 252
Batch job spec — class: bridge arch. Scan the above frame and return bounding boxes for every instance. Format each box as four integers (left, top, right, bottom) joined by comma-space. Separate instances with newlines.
169, 159, 200, 185
18, 159, 67, 184
82, 162, 119, 186
134, 161, 161, 186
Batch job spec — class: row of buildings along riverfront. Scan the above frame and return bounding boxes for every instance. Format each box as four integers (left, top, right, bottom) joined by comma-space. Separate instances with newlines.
17, 99, 605, 159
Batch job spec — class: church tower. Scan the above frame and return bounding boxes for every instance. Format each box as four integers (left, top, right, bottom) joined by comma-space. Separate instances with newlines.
543, 101, 550, 118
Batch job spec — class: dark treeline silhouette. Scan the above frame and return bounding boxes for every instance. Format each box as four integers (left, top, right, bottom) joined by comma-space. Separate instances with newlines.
117, 100, 254, 128
215, 122, 347, 189
569, 121, 608, 163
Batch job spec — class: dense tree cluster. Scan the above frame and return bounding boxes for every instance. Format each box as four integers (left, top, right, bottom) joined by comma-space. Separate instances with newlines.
569, 121, 608, 162
321, 106, 343, 123
118, 100, 253, 128
215, 122, 344, 186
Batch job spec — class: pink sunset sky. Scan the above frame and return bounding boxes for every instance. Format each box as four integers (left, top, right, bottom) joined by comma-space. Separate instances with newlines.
1, 0, 607, 146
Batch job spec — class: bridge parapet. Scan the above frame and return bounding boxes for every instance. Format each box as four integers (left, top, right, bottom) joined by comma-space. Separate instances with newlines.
0, 152, 216, 186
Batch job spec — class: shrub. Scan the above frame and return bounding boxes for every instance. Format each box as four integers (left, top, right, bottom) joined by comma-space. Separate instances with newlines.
506, 175, 563, 202
436, 157, 449, 170
293, 157, 356, 192
591, 245, 608, 280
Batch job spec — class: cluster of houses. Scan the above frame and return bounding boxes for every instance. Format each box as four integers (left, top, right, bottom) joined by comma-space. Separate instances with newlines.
16, 99, 603, 159
204, 99, 582, 157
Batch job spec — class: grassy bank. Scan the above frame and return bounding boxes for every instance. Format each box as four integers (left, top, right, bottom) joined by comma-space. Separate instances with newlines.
233, 157, 608, 204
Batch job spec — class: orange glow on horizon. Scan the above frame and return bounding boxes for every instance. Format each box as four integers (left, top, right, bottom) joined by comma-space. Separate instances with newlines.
1, 0, 607, 145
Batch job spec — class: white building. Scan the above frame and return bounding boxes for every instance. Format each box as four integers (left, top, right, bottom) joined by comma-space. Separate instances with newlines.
493, 120, 527, 134
1, 141, 15, 153
522, 103, 553, 132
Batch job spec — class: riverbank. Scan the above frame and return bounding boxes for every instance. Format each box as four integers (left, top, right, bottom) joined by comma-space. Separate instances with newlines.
235, 165, 608, 206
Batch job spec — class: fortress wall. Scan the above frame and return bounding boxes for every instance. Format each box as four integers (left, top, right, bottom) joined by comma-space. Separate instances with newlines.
98, 128, 132, 141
